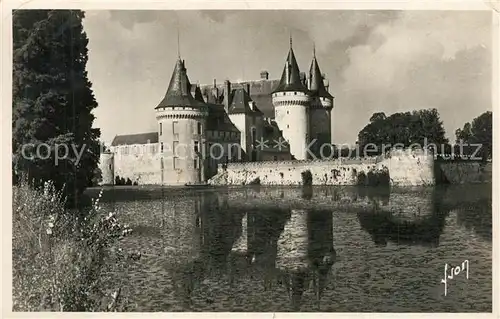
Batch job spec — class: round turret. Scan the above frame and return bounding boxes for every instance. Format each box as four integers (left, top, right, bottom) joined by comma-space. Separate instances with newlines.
99, 151, 114, 185
307, 54, 335, 156
272, 40, 311, 160
155, 58, 209, 185
272, 91, 311, 160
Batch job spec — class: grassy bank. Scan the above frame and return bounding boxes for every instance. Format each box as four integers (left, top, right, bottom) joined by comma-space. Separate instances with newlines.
12, 177, 133, 311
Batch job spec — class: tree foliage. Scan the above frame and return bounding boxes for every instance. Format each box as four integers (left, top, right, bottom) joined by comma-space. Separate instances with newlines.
12, 10, 100, 207
455, 111, 492, 161
358, 109, 448, 155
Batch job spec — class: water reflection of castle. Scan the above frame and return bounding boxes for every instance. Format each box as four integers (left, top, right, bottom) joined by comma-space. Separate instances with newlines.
167, 186, 456, 310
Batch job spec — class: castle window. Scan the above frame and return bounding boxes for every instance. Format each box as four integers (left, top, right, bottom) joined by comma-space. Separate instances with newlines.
173, 157, 180, 169
294, 92, 297, 95
159, 122, 162, 136
160, 142, 164, 153
194, 141, 199, 153
193, 158, 198, 169
287, 110, 289, 114
287, 125, 289, 129
173, 121, 179, 139
197, 123, 202, 135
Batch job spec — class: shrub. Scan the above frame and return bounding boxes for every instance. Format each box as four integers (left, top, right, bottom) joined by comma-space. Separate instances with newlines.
12, 176, 132, 311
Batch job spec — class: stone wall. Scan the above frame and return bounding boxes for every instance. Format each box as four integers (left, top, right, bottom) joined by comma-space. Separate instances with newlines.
112, 150, 162, 185
438, 161, 492, 184
381, 148, 435, 186
208, 148, 436, 187
209, 158, 386, 186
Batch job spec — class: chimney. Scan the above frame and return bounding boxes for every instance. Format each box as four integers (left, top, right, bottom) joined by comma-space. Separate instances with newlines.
211, 79, 219, 101
224, 80, 231, 113
245, 83, 250, 96
300, 72, 306, 86
260, 70, 269, 80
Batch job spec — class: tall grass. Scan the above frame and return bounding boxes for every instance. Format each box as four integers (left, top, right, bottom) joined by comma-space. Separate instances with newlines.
12, 176, 132, 311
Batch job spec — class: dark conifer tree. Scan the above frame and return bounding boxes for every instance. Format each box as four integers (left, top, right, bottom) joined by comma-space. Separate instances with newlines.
12, 10, 100, 207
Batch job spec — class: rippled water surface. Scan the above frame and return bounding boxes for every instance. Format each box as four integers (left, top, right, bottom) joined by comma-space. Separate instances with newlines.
88, 184, 492, 312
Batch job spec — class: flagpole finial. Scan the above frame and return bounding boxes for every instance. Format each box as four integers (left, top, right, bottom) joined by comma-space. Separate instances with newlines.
289, 33, 292, 48
177, 28, 181, 58
313, 42, 316, 57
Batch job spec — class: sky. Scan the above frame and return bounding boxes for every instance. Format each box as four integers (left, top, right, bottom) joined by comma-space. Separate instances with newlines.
82, 10, 493, 145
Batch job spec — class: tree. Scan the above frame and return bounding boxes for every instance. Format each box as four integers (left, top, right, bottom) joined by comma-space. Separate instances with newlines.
369, 112, 386, 123
12, 10, 100, 207
455, 111, 492, 161
358, 108, 448, 155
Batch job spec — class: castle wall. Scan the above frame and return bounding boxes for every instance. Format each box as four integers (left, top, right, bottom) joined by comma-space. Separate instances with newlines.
208, 149, 436, 187
228, 113, 265, 161
204, 138, 242, 179
210, 158, 383, 186
438, 161, 492, 184
380, 148, 435, 186
228, 114, 249, 157
112, 145, 162, 185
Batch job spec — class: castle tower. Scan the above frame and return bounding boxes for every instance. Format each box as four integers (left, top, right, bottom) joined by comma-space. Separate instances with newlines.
99, 151, 114, 185
272, 37, 311, 160
307, 47, 334, 158
155, 58, 208, 185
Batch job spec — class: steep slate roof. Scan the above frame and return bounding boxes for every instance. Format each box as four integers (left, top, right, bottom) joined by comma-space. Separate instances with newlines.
272, 41, 309, 94
193, 85, 240, 132
111, 132, 158, 146
200, 79, 279, 118
309, 55, 334, 100
156, 59, 206, 109
205, 103, 240, 132
228, 88, 264, 115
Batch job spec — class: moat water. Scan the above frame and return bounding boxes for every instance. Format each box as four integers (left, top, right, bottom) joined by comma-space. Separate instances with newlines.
88, 184, 492, 312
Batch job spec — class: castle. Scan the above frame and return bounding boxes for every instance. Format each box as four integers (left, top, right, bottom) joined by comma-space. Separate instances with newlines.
99, 38, 335, 185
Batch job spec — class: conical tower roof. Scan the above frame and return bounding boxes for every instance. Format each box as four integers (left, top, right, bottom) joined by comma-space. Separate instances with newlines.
229, 88, 264, 115
156, 58, 206, 109
272, 38, 308, 94
309, 53, 333, 100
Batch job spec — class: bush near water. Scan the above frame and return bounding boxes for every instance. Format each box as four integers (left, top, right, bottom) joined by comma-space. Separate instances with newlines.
12, 177, 133, 311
